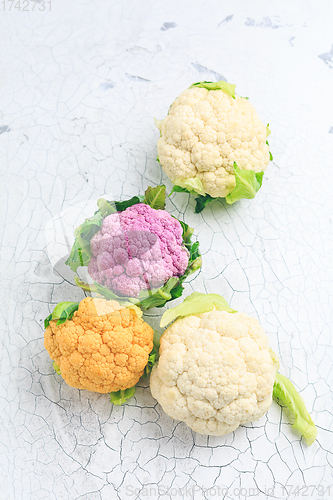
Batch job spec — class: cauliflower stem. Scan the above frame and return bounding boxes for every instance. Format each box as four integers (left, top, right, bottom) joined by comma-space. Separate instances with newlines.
110, 387, 136, 405
273, 372, 317, 446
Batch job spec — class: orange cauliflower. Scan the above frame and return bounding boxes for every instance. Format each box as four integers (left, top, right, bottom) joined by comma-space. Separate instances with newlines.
44, 297, 154, 393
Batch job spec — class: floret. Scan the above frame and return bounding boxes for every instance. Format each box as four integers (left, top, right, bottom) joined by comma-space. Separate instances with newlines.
151, 310, 276, 435
44, 297, 154, 393
88, 203, 189, 297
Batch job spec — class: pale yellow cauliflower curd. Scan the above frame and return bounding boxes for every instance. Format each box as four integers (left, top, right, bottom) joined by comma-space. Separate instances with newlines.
44, 297, 154, 393
150, 310, 276, 435
157, 88, 270, 198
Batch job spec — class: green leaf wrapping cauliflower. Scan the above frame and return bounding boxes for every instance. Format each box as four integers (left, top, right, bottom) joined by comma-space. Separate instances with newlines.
150, 293, 317, 444
65, 185, 202, 310
156, 81, 272, 212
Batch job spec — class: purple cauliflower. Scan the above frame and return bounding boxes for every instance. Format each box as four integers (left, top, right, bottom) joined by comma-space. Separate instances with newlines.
88, 204, 189, 297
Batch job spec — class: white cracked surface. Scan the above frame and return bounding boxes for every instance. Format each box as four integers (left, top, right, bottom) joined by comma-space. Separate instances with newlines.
1, 1, 333, 499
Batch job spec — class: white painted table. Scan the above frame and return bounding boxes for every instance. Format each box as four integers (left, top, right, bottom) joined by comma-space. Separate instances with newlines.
1, 1, 333, 498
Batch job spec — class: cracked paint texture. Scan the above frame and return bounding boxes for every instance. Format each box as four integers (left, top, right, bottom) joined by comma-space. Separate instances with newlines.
1, 0, 333, 499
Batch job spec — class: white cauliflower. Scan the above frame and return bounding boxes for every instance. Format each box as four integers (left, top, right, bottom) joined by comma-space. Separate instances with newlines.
156, 81, 271, 208
150, 309, 277, 436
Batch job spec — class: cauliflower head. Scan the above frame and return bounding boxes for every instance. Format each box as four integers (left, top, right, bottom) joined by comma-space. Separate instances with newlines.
157, 84, 270, 199
44, 297, 154, 393
150, 310, 277, 435
88, 203, 189, 298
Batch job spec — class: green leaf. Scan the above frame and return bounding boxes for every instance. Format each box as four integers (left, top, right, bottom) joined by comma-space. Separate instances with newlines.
225, 163, 264, 205
172, 218, 202, 286
44, 301, 80, 329
65, 211, 103, 272
170, 284, 184, 300
74, 276, 138, 307
66, 243, 90, 273
155, 118, 163, 132
173, 177, 205, 196
269, 348, 280, 371
189, 241, 200, 261
170, 184, 214, 212
159, 276, 180, 295
169, 166, 264, 211
189, 80, 236, 98
97, 198, 116, 217
44, 313, 52, 329
194, 194, 215, 213
169, 218, 202, 286
114, 195, 145, 212
110, 386, 136, 405
67, 188, 201, 311
266, 140, 273, 161
139, 294, 170, 310
138, 277, 177, 310
169, 185, 190, 196
266, 123, 271, 137
189, 255, 202, 272
143, 331, 161, 376
66, 194, 147, 274
178, 255, 202, 284
143, 185, 166, 210
160, 291, 237, 328
144, 350, 157, 376
273, 372, 317, 446
175, 218, 193, 248
53, 362, 61, 375
74, 273, 187, 312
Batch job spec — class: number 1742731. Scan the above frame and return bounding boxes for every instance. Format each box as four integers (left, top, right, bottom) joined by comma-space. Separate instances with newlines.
2, 0, 51, 11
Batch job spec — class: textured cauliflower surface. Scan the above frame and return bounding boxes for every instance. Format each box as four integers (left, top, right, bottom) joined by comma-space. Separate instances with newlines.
44, 297, 154, 393
150, 310, 276, 435
157, 88, 270, 198
88, 203, 189, 297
